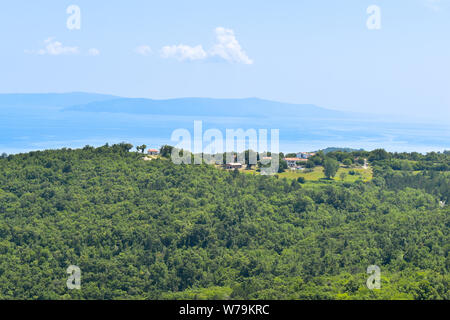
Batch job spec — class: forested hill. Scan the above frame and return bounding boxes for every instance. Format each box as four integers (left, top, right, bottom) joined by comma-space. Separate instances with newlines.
0, 144, 448, 299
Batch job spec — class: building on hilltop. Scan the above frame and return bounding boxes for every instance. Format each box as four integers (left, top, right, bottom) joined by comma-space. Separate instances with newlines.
224, 163, 243, 170
147, 149, 159, 155
296, 152, 316, 159
284, 157, 307, 168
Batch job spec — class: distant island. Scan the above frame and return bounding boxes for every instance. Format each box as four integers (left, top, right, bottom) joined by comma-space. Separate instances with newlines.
0, 93, 448, 155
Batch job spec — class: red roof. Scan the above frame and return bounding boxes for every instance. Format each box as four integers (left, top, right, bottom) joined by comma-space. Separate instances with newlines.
148, 149, 159, 152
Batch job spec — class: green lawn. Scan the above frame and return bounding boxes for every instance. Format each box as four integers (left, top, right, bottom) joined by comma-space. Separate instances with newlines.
278, 166, 373, 182
220, 164, 373, 183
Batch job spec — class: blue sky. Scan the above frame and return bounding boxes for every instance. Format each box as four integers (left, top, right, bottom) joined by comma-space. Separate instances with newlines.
0, 0, 449, 121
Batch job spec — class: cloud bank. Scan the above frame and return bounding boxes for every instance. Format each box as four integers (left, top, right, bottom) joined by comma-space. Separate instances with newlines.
27, 38, 79, 55
26, 38, 101, 57
160, 27, 253, 64
210, 27, 253, 64
161, 44, 207, 61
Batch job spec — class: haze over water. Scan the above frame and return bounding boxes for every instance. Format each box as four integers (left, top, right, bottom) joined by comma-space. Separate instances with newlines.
0, 94, 448, 154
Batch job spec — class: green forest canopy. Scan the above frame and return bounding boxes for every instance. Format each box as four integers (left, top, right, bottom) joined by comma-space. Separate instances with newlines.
0, 144, 448, 299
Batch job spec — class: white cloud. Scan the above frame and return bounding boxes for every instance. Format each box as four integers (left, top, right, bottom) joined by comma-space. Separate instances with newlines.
28, 38, 79, 55
88, 48, 100, 56
161, 44, 207, 61
209, 27, 253, 65
160, 27, 253, 64
135, 45, 152, 56
25, 39, 102, 57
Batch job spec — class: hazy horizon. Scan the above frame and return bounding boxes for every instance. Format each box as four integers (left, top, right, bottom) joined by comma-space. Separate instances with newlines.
0, 91, 446, 124
1, 1, 449, 122
0, 93, 448, 155
1, 1, 448, 153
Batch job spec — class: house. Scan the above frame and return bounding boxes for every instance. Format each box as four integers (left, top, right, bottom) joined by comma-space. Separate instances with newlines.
284, 157, 307, 168
296, 152, 316, 159
224, 163, 243, 170
147, 149, 159, 155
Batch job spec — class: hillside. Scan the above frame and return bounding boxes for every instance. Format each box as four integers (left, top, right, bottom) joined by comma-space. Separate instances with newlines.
0, 145, 448, 299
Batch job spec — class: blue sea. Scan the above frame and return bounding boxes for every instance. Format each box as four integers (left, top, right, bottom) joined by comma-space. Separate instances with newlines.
0, 94, 448, 154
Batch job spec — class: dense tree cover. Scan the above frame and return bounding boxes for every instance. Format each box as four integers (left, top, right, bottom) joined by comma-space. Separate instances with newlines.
0, 144, 448, 300
364, 150, 450, 202
321, 147, 364, 154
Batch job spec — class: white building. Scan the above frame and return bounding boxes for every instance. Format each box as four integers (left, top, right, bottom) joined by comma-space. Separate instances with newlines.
284, 157, 307, 168
296, 152, 316, 159
224, 163, 242, 169
147, 149, 159, 155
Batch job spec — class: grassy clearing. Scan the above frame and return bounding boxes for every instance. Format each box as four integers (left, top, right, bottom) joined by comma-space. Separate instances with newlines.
278, 166, 373, 182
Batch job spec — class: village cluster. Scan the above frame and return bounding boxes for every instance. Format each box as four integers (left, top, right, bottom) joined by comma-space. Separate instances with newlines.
223, 152, 316, 170
144, 147, 315, 171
